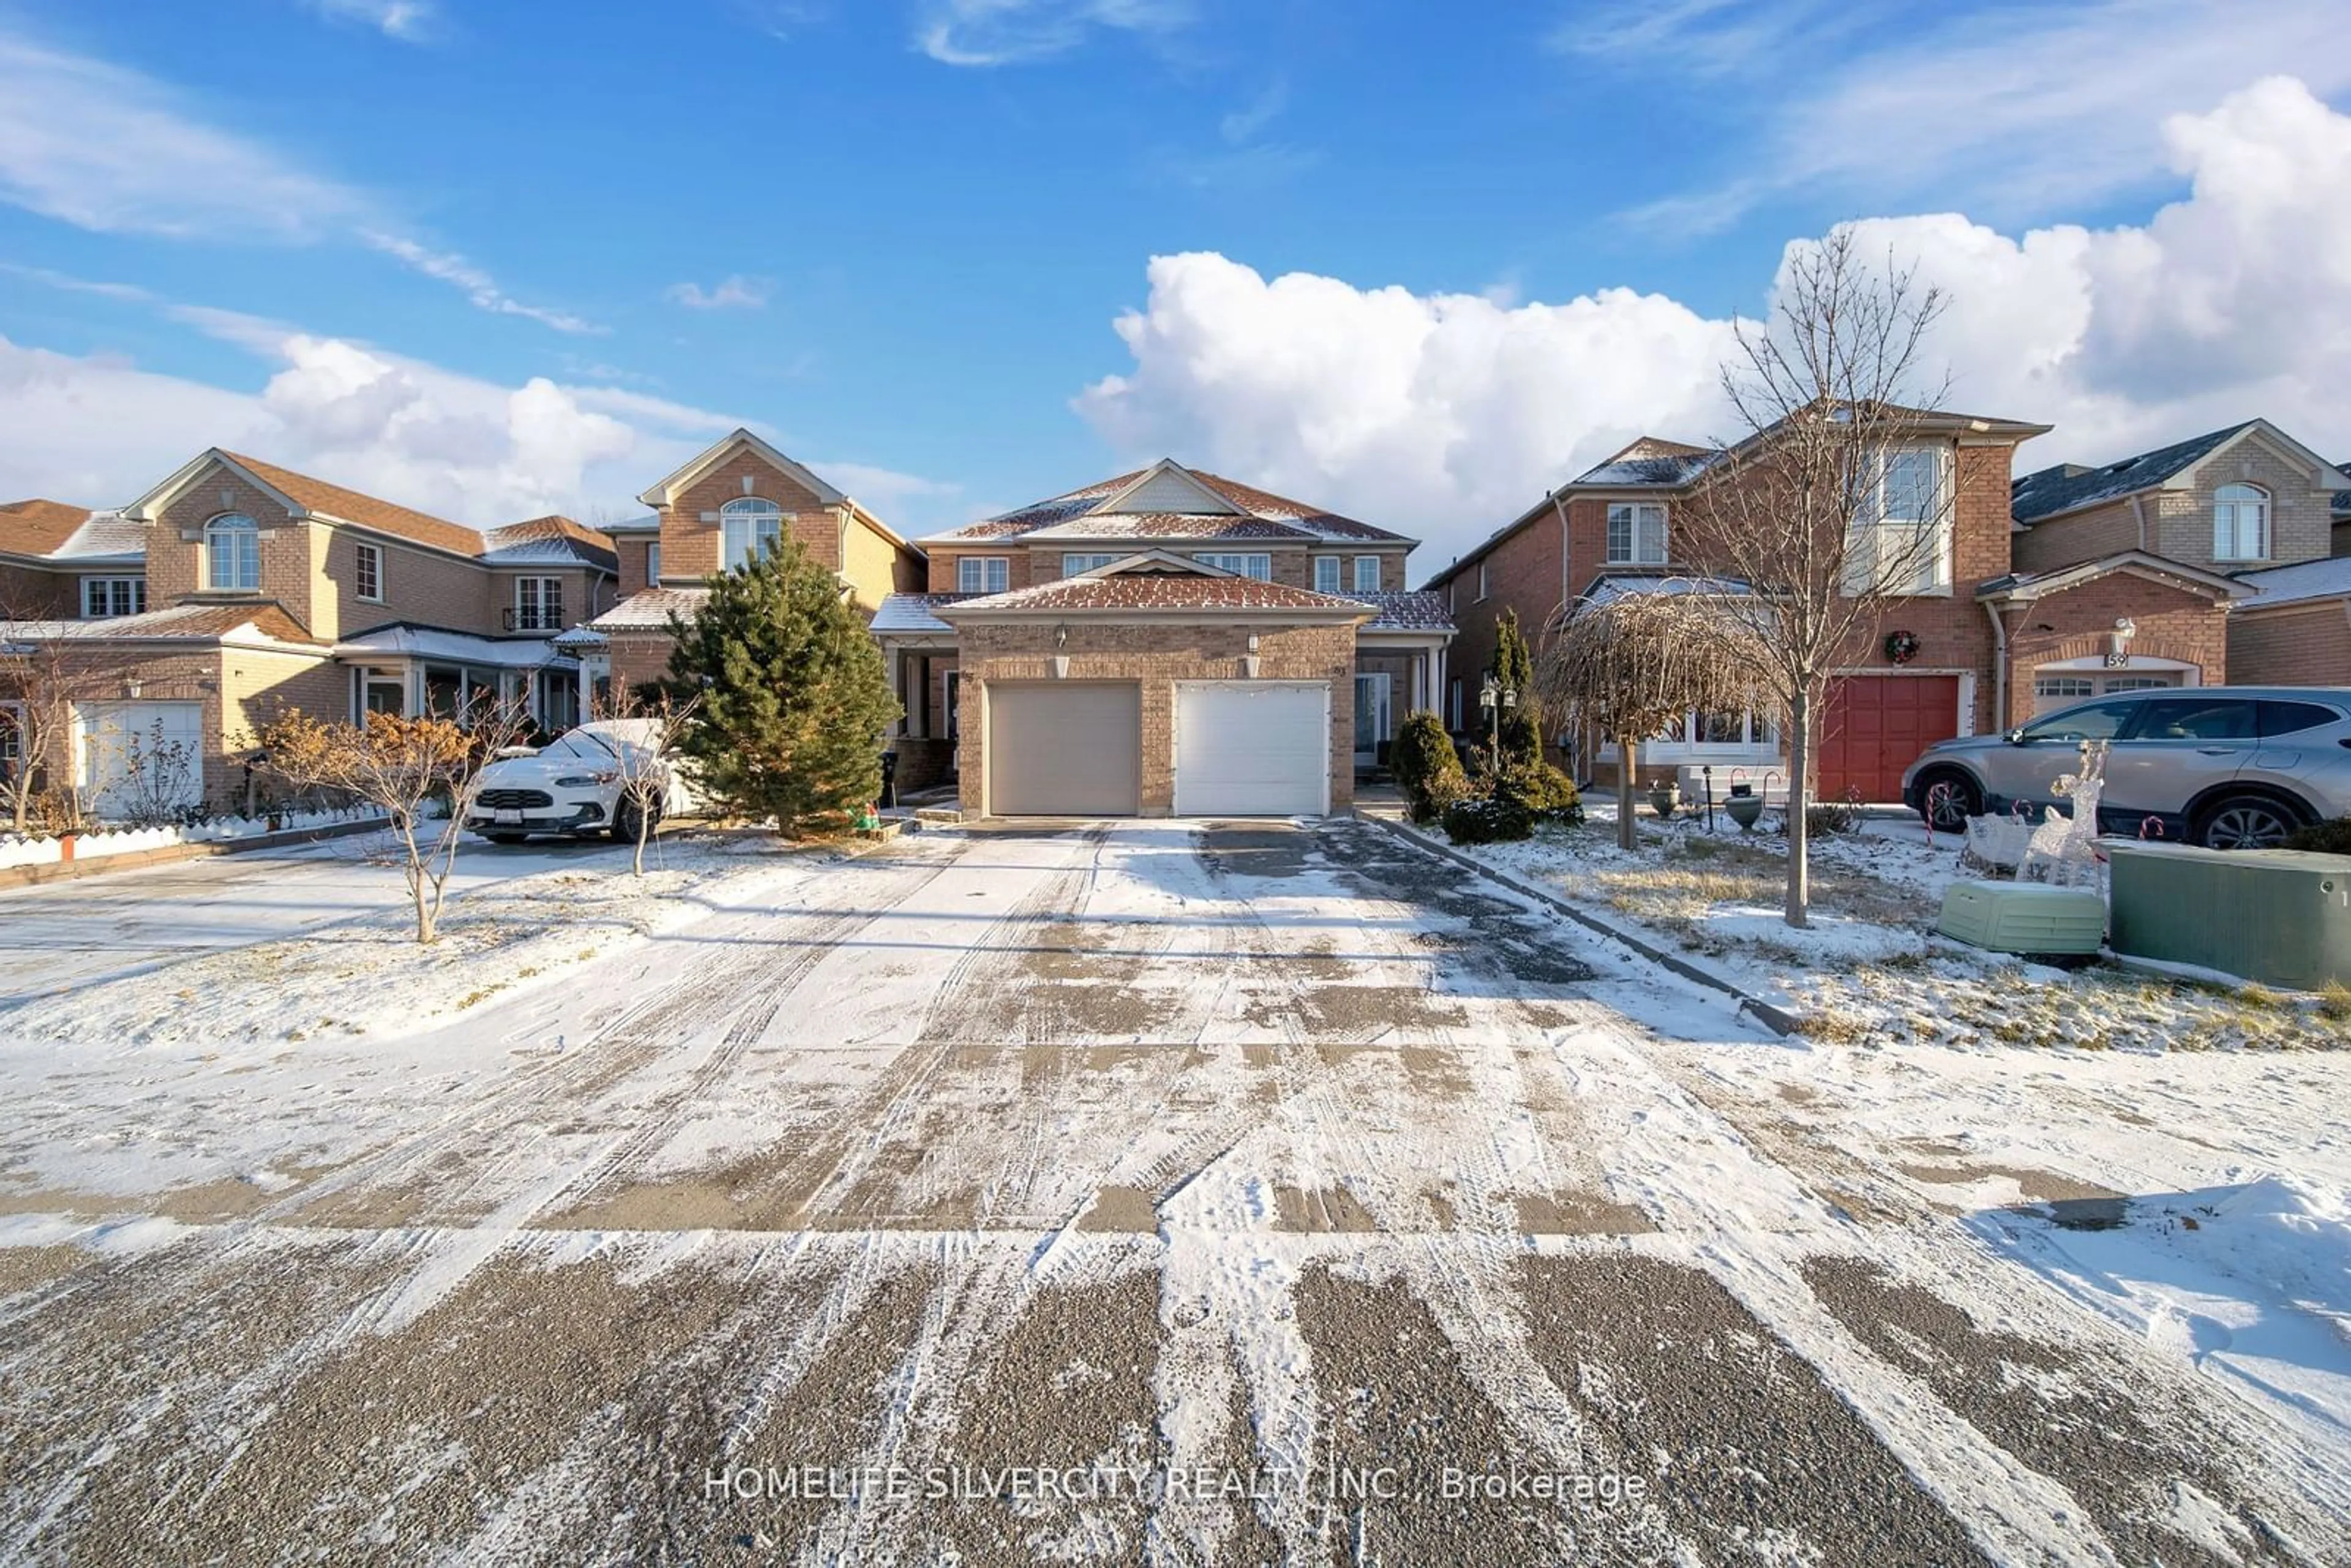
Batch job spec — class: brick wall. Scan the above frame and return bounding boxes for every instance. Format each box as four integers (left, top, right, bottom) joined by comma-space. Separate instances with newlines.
152, 467, 321, 631
950, 619, 1355, 816
0, 561, 74, 618
325, 531, 493, 639
1997, 574, 2230, 726
606, 631, 680, 702
1430, 508, 1565, 736
617, 538, 659, 594
2229, 601, 2351, 686
2013, 497, 2143, 573
661, 453, 836, 581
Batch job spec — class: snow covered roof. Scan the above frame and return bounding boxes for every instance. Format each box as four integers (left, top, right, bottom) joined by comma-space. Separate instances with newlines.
1976, 550, 2246, 602
0, 498, 98, 558
1575, 572, 1756, 609
48, 511, 146, 561
2233, 555, 2351, 611
1567, 438, 1725, 489
937, 553, 1373, 619
334, 622, 577, 668
920, 460, 1413, 547
0, 602, 320, 644
871, 593, 968, 635
477, 516, 619, 571
1349, 590, 1455, 634
589, 587, 710, 631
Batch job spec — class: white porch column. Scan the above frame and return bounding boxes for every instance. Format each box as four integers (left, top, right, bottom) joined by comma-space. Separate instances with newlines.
887, 646, 907, 736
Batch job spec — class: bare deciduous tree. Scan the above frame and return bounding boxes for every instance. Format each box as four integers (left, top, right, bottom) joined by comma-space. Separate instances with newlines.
1539, 587, 1768, 849
0, 613, 107, 835
589, 688, 702, 876
1677, 226, 1954, 925
260, 700, 530, 943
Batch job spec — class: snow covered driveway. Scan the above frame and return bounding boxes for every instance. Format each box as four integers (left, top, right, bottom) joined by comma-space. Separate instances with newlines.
2, 820, 2345, 1564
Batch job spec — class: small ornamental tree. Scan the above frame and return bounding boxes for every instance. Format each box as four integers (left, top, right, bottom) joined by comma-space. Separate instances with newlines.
261, 700, 530, 943
1539, 588, 1768, 850
1491, 608, 1546, 767
591, 688, 702, 876
662, 539, 899, 837
0, 621, 103, 833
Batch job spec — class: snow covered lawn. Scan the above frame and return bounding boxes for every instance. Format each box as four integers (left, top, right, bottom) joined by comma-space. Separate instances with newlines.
1457, 808, 2351, 1051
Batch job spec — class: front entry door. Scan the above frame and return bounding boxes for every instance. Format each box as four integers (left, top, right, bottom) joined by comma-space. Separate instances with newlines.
1353, 673, 1390, 767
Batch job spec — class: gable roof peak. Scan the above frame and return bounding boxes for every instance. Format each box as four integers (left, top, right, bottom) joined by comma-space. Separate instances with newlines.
1092, 459, 1246, 517
635, 427, 849, 510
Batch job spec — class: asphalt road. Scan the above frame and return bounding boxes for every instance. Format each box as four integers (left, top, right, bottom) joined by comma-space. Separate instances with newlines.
0, 820, 2342, 1566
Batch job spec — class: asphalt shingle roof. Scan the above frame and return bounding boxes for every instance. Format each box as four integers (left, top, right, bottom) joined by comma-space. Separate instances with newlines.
2009, 422, 2255, 525
937, 572, 1373, 615
0, 499, 96, 557
1347, 590, 1454, 633
921, 463, 1412, 547
2233, 555, 2351, 610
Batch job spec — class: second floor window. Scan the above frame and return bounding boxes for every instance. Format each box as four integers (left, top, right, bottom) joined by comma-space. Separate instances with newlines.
1062, 553, 1120, 576
515, 577, 563, 630
2213, 483, 2270, 561
1844, 446, 1951, 595
1314, 557, 1342, 592
353, 542, 383, 602
1197, 553, 1272, 580
206, 513, 260, 591
1476, 563, 1489, 600
81, 577, 144, 619
1353, 555, 1381, 593
958, 556, 1010, 594
1606, 503, 1668, 566
722, 497, 783, 572
646, 541, 661, 584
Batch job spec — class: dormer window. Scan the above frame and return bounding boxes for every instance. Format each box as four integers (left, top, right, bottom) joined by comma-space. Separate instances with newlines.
959, 556, 1010, 594
205, 513, 260, 591
1606, 503, 1668, 566
721, 497, 783, 572
2213, 483, 2270, 561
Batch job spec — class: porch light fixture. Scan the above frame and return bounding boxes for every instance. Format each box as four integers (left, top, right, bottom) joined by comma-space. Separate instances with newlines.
1247, 632, 1259, 653
124, 678, 142, 699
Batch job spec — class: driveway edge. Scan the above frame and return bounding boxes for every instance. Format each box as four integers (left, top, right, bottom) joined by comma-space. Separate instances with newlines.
1355, 811, 1803, 1037
0, 817, 392, 892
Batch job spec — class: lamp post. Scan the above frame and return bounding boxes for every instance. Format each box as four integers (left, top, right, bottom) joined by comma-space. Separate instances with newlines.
1479, 675, 1498, 756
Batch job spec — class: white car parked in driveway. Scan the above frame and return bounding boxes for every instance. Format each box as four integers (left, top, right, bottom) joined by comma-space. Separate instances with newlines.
465, 720, 691, 845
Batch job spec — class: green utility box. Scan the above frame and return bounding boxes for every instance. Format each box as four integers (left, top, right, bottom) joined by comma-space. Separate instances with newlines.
2106, 841, 2351, 989
1937, 880, 2107, 956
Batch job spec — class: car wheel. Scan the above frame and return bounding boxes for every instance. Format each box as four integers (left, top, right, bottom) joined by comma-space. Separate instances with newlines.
482, 832, 529, 846
1914, 768, 1981, 833
610, 800, 654, 843
2192, 795, 2301, 850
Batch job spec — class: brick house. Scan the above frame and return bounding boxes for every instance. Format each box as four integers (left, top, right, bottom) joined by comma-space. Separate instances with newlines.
872, 460, 1455, 815
578, 429, 924, 702
2009, 420, 2350, 691
1422, 411, 2068, 803
2, 451, 618, 817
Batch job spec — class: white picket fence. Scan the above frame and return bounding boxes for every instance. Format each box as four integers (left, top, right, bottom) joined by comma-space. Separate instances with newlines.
0, 807, 388, 871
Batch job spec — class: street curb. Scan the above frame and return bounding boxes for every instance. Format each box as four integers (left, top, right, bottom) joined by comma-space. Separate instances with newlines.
1354, 811, 1804, 1037
0, 817, 392, 893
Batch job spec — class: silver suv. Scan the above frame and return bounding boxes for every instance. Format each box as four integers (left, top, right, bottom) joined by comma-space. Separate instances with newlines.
1902, 686, 2351, 848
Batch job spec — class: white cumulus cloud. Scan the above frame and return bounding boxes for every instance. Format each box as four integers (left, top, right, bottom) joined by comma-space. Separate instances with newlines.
1078, 76, 2351, 574
666, 275, 773, 310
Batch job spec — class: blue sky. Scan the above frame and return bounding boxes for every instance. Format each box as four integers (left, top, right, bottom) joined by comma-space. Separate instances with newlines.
2, 0, 2347, 569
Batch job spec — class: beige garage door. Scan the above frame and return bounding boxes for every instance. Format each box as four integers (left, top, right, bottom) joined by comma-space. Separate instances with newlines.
986, 682, 1142, 816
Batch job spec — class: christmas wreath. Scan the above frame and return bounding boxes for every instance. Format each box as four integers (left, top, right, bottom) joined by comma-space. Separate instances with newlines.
1883, 629, 1921, 665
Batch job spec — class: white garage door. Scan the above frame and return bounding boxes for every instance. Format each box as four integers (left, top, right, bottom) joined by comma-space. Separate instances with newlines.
1174, 681, 1330, 817
76, 700, 204, 820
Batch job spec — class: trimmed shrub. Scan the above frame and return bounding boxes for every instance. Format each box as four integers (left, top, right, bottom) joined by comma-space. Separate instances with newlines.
1494, 757, 1582, 823
1393, 710, 1471, 825
2284, 816, 2351, 857
1443, 795, 1533, 844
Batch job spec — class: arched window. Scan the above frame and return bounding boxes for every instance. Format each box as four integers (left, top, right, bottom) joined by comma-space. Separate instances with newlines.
205, 513, 260, 591
2213, 483, 2270, 562
721, 497, 782, 572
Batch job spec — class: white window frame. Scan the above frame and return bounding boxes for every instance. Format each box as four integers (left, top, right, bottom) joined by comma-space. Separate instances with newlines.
514, 576, 564, 631
353, 542, 383, 603
0, 699, 23, 770
721, 497, 784, 572
2213, 483, 2270, 562
1314, 556, 1342, 593
958, 556, 1011, 595
1476, 563, 1489, 601
646, 540, 662, 585
1448, 677, 1464, 730
1061, 553, 1120, 577
80, 577, 144, 619
1352, 555, 1381, 593
1195, 552, 1272, 580
205, 512, 261, 592
1605, 501, 1669, 566
1843, 446, 1952, 596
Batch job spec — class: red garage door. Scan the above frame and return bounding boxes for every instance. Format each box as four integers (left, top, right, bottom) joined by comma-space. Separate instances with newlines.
1819, 675, 1960, 804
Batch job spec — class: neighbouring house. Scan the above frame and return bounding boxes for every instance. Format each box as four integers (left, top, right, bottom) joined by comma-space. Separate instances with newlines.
578, 428, 924, 700
1423, 410, 2064, 804
871, 460, 1455, 814
1, 451, 620, 819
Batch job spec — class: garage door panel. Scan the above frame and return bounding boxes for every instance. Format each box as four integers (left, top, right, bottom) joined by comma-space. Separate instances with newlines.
987, 683, 1140, 817
77, 700, 206, 818
1176, 683, 1328, 817
1820, 677, 1959, 804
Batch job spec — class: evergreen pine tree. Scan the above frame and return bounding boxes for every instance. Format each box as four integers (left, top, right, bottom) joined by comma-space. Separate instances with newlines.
1491, 608, 1545, 766
662, 540, 901, 836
